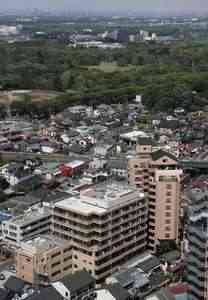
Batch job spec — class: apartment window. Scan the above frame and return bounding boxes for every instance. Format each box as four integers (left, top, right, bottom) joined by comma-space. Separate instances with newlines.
165, 219, 171, 224
166, 198, 171, 203
52, 261, 61, 268
51, 252, 61, 259
64, 265, 72, 271
64, 247, 72, 253
166, 184, 172, 190
134, 165, 139, 168
74, 255, 78, 259
165, 233, 170, 238
64, 256, 72, 262
10, 232, 17, 237
166, 192, 172, 197
9, 225, 17, 230
74, 264, 78, 269
52, 270, 61, 277
165, 226, 171, 231
166, 212, 171, 217
166, 205, 171, 210
163, 159, 167, 163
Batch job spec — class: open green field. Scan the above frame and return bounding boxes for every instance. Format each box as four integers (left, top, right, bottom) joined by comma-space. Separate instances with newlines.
88, 62, 136, 73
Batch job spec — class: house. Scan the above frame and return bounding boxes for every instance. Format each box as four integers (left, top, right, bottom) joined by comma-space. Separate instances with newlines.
41, 142, 56, 154
169, 283, 189, 300
4, 276, 26, 296
106, 267, 150, 297
97, 284, 132, 300
68, 143, 86, 155
89, 157, 107, 170
59, 160, 87, 177
27, 270, 96, 300
146, 288, 175, 300
0, 163, 33, 187
94, 143, 115, 157
120, 130, 149, 147
160, 250, 182, 273
107, 159, 128, 179
0, 288, 9, 300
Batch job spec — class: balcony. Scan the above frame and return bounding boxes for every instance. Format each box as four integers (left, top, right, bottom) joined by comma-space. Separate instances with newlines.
95, 233, 147, 259
53, 211, 91, 225
95, 238, 146, 275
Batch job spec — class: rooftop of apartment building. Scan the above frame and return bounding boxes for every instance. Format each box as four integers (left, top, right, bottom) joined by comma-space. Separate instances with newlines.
54, 181, 145, 215
20, 235, 69, 254
6, 206, 51, 227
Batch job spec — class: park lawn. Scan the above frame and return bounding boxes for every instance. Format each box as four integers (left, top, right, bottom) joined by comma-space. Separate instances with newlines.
88, 61, 136, 73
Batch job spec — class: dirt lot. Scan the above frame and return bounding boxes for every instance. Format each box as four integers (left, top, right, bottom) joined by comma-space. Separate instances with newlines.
0, 90, 63, 104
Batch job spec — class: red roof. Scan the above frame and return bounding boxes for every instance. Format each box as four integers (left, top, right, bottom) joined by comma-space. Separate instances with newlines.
169, 283, 189, 295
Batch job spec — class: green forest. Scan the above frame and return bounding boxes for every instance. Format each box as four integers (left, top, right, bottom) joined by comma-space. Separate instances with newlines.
1, 40, 208, 116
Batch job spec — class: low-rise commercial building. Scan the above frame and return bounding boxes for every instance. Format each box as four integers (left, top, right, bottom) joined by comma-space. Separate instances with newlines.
2, 207, 51, 247
16, 235, 72, 285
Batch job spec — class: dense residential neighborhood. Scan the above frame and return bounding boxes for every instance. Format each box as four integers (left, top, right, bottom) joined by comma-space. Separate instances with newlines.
0, 94, 206, 300
0, 7, 208, 300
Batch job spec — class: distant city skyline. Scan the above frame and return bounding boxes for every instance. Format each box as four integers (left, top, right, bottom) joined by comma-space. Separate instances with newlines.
1, 0, 208, 16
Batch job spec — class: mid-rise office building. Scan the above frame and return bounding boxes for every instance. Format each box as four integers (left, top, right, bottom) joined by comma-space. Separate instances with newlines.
128, 138, 182, 252
52, 182, 148, 284
16, 235, 72, 285
187, 189, 208, 300
2, 206, 51, 247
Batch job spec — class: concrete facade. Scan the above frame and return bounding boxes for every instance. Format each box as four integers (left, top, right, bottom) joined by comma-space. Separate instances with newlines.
51, 183, 148, 284
128, 140, 182, 252
2, 207, 51, 247
16, 235, 72, 285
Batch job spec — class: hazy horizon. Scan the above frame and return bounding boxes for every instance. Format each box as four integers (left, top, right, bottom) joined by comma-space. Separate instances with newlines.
0, 0, 208, 16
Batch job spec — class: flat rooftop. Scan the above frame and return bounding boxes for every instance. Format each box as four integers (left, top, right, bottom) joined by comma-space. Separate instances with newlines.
120, 130, 149, 141
21, 235, 69, 253
7, 207, 50, 226
65, 160, 85, 168
55, 182, 145, 215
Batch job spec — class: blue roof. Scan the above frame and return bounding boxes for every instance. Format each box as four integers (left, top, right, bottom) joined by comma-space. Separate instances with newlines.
175, 293, 188, 300
0, 211, 12, 222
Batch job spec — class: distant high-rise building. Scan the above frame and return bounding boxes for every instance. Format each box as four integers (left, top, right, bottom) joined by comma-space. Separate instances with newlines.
187, 189, 208, 300
128, 138, 182, 252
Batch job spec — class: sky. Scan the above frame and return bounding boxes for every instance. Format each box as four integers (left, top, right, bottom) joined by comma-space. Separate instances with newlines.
1, 0, 208, 15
